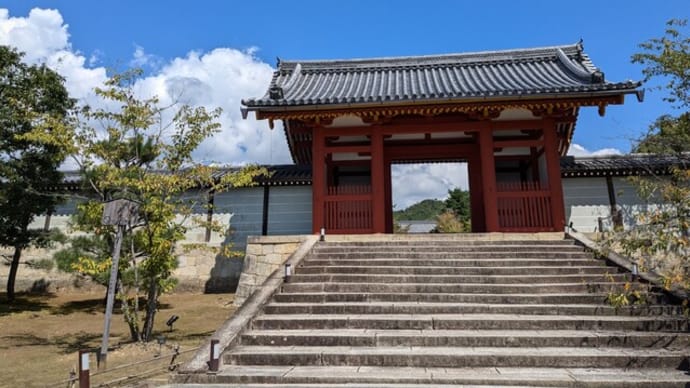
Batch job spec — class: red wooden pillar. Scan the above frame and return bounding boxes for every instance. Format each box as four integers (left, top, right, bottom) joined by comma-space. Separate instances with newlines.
312, 127, 326, 234
479, 122, 499, 232
542, 119, 566, 231
371, 129, 386, 233
383, 158, 393, 233
467, 150, 486, 232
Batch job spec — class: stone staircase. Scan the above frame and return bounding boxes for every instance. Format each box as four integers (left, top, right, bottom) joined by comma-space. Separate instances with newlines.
177, 237, 690, 387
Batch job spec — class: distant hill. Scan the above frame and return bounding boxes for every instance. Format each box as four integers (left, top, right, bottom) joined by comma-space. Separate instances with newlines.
393, 199, 445, 221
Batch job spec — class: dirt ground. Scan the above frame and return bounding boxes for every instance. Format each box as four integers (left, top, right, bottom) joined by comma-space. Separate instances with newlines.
0, 290, 236, 387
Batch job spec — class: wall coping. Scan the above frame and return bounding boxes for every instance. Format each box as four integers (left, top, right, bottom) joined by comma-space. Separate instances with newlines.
567, 230, 688, 300
176, 234, 319, 376
245, 235, 307, 244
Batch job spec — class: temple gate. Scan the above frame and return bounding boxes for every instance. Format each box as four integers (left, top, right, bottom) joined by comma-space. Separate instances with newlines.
242, 43, 640, 234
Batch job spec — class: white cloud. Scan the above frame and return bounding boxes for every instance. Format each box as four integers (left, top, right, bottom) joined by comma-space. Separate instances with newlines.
1, 8, 629, 211
567, 144, 623, 157
0, 8, 68, 63
0, 7, 289, 166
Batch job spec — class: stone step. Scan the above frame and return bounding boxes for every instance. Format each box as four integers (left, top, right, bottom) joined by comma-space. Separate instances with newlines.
176, 365, 690, 387
317, 239, 575, 246
273, 292, 671, 305
288, 273, 629, 284
261, 302, 680, 316
297, 265, 614, 275
224, 346, 690, 369
240, 329, 690, 348
280, 281, 625, 294
313, 245, 586, 253
302, 258, 604, 267
309, 251, 592, 259
250, 314, 689, 331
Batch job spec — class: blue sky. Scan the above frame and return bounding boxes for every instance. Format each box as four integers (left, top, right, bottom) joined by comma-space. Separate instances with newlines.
1, 1, 688, 207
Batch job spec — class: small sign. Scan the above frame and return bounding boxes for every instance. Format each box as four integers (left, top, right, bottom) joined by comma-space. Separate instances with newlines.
102, 199, 139, 226
81, 352, 89, 371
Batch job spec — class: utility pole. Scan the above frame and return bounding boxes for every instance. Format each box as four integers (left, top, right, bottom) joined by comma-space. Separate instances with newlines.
98, 199, 138, 369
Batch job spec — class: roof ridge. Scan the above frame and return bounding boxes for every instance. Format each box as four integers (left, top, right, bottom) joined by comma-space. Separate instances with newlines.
277, 43, 583, 70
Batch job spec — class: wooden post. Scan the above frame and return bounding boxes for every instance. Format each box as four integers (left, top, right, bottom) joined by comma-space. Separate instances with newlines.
606, 176, 623, 229
312, 127, 325, 234
208, 339, 220, 372
79, 350, 91, 388
542, 119, 566, 231
383, 158, 393, 233
479, 122, 499, 231
78, 349, 90, 388
205, 189, 215, 242
261, 186, 270, 236
370, 129, 385, 233
99, 199, 138, 370
99, 223, 123, 370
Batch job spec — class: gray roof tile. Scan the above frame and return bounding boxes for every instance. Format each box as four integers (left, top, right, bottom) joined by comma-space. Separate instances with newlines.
560, 154, 688, 177
243, 43, 639, 109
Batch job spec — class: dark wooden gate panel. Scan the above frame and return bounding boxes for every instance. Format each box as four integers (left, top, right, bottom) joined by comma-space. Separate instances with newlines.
497, 181, 554, 232
324, 185, 373, 233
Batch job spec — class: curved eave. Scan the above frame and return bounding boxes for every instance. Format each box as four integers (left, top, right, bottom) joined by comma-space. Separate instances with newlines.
247, 89, 638, 121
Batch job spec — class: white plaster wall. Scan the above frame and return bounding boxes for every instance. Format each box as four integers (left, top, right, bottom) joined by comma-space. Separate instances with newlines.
562, 177, 610, 232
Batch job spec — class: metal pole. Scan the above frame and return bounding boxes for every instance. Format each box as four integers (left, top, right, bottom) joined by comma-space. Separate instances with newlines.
78, 349, 90, 388
98, 224, 124, 369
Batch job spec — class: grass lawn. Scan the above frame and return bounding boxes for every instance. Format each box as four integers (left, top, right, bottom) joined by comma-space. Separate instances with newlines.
0, 290, 236, 387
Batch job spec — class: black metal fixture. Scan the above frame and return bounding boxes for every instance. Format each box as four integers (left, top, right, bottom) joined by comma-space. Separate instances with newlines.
166, 315, 179, 331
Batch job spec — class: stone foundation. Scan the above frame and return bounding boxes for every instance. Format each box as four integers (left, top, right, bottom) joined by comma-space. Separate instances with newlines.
233, 236, 307, 307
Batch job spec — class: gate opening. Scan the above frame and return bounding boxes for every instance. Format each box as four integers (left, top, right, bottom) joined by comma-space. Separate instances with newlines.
391, 162, 470, 233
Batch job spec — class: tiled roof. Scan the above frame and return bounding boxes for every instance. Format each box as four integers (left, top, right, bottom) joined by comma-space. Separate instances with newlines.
242, 43, 640, 110
53, 155, 686, 191
254, 164, 311, 186
560, 154, 688, 177
51, 165, 313, 191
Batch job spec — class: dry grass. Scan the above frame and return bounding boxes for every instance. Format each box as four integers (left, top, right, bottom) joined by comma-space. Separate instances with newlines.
0, 290, 236, 387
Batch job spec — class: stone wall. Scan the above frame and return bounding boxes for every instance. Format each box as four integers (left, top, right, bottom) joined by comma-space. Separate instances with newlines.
0, 245, 101, 293
233, 236, 307, 307
173, 244, 245, 293
0, 242, 246, 294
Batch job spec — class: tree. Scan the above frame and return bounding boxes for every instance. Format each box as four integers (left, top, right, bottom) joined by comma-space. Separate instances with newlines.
45, 69, 266, 342
632, 18, 690, 154
0, 46, 73, 302
444, 188, 470, 223
393, 199, 445, 220
603, 20, 690, 293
